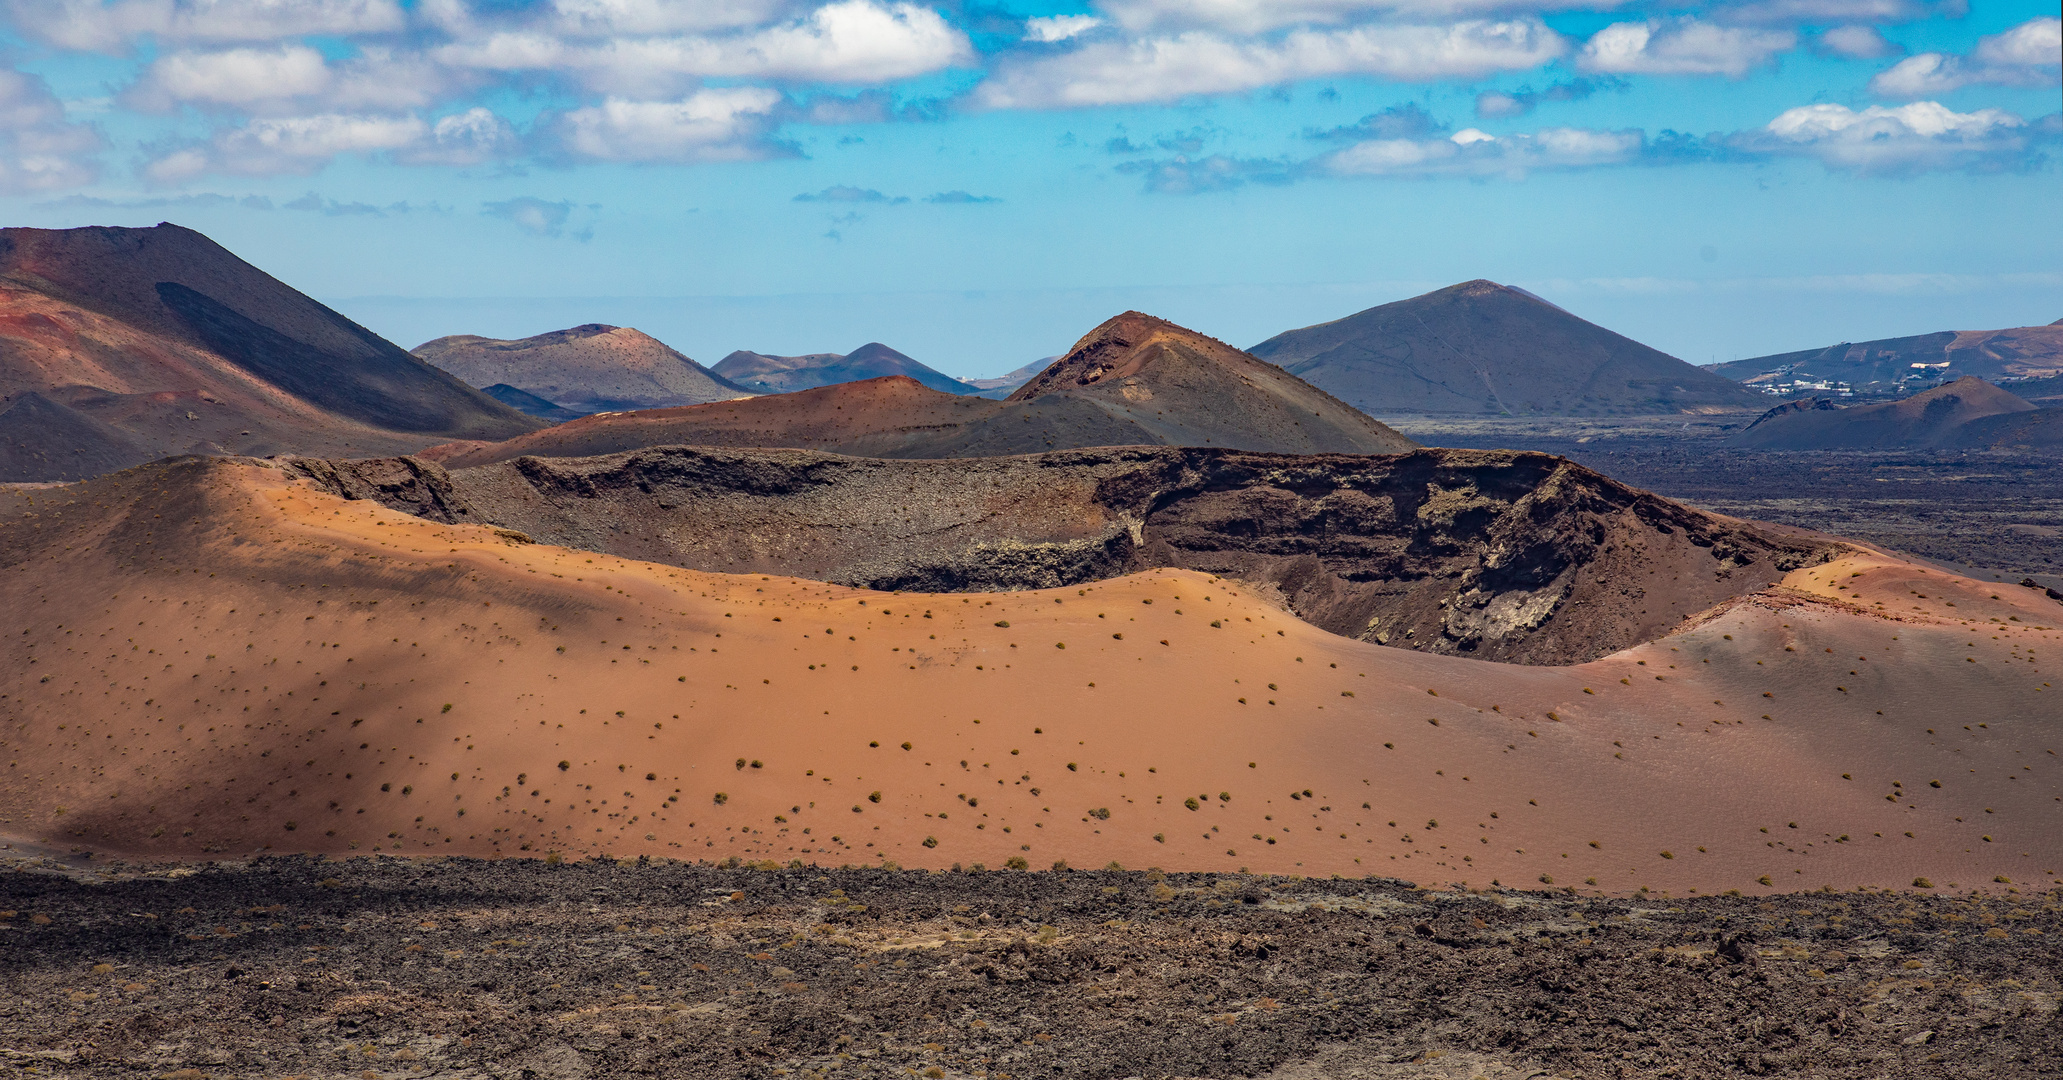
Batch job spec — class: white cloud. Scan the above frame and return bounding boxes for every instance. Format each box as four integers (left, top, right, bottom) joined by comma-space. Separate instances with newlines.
6, 0, 405, 53
1751, 100, 2037, 174
125, 45, 453, 116
1024, 14, 1102, 42
1094, 0, 1619, 36
0, 68, 104, 193
1870, 17, 2060, 98
1578, 18, 1794, 77
142, 107, 517, 179
1322, 123, 1643, 177
440, 0, 972, 94
976, 18, 1564, 108
547, 0, 790, 37
396, 106, 518, 165
125, 45, 330, 110
1813, 25, 1899, 59
548, 86, 786, 162
1711, 0, 1944, 26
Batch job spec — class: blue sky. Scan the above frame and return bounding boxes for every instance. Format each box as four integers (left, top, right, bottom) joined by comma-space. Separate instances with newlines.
0, 0, 2056, 377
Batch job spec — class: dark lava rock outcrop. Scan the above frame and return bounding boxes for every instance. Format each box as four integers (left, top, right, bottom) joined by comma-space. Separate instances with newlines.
297, 445, 1833, 665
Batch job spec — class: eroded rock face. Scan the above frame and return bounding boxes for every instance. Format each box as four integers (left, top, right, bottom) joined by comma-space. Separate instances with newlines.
297, 446, 1836, 665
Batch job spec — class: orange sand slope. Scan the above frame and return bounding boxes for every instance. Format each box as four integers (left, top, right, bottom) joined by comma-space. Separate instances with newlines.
2, 457, 2059, 894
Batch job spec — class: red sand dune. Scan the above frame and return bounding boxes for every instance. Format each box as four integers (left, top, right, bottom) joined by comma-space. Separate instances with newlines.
2, 458, 2059, 895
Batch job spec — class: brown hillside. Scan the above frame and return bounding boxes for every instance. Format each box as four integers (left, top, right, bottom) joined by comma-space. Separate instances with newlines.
1712, 322, 2063, 392
1728, 377, 2037, 450
413, 323, 751, 414
310, 445, 1833, 666
0, 224, 540, 479
1251, 281, 1764, 416
1011, 312, 1416, 455
713, 342, 976, 395
2, 457, 2057, 893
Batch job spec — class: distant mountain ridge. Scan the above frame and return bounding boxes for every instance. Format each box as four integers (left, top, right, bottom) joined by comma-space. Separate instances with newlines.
0, 222, 539, 482
1727, 376, 2052, 449
712, 342, 977, 395
1709, 322, 2063, 394
427, 311, 1418, 467
413, 323, 750, 414
1250, 280, 1766, 416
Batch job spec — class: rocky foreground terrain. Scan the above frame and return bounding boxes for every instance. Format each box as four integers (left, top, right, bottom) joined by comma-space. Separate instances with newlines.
0, 856, 2056, 1079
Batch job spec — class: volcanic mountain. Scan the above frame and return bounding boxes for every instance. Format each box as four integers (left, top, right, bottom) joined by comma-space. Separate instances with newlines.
310, 444, 1829, 666
713, 342, 977, 395
1710, 320, 2063, 393
426, 313, 1417, 467
1728, 377, 2041, 450
413, 323, 752, 415
1249, 281, 1765, 416
1008, 312, 1416, 454
0, 223, 540, 482
3, 456, 2056, 893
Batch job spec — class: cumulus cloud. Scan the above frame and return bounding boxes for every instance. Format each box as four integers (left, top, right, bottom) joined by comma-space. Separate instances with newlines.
124, 45, 454, 115
141, 106, 516, 179
0, 68, 105, 193
794, 184, 906, 202
1744, 100, 2044, 175
545, 0, 790, 37
1321, 123, 1645, 177
547, 86, 788, 162
1711, 0, 1948, 26
1812, 25, 1900, 59
7, 0, 405, 53
1472, 75, 1614, 118
976, 18, 1564, 108
1025, 14, 1102, 42
1869, 17, 2060, 98
440, 0, 973, 95
925, 189, 997, 202
483, 196, 590, 237
1304, 101, 1443, 140
1094, 0, 1616, 36
1578, 18, 1794, 77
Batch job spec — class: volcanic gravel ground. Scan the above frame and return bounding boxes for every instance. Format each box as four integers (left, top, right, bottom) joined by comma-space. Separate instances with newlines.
1, 856, 2059, 1079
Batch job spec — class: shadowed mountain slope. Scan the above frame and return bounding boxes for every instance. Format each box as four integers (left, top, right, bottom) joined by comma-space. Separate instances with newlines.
1728, 377, 2038, 450
479, 384, 583, 422
0, 391, 150, 482
713, 342, 977, 395
413, 323, 751, 413
4, 456, 2056, 892
310, 445, 1833, 666
1010, 312, 1416, 455
1251, 281, 1765, 417
0, 223, 540, 478
1710, 321, 2063, 392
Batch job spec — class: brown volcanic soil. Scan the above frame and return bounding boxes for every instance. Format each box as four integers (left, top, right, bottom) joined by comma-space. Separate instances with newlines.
2, 457, 2059, 896
0, 858, 2058, 1080
413, 323, 751, 413
1011, 312, 1415, 455
0, 224, 539, 481
327, 445, 1832, 666
1250, 281, 1764, 417
1729, 378, 2037, 450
